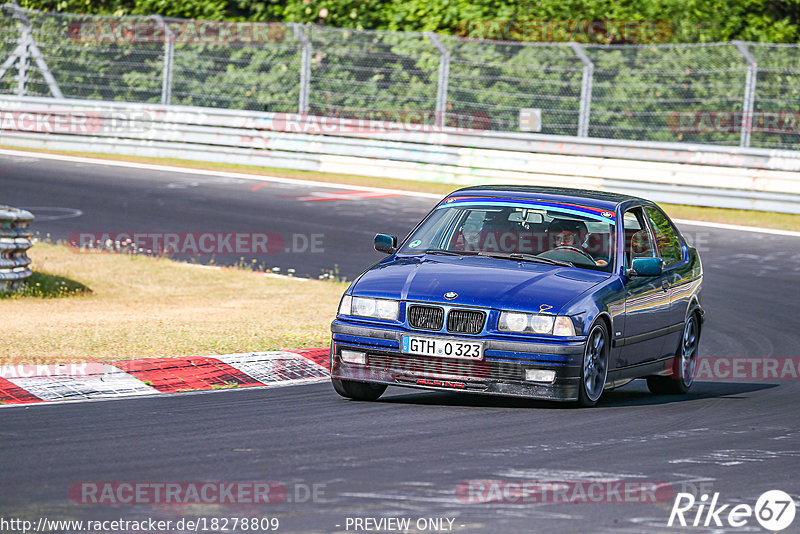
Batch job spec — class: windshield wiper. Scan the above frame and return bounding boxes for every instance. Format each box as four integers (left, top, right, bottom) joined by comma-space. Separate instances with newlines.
476, 251, 573, 267
424, 249, 480, 256
424, 249, 572, 267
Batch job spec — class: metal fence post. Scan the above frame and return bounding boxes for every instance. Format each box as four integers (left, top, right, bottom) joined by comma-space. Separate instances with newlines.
152, 15, 174, 106
569, 42, 593, 138
8, 3, 63, 98
290, 24, 311, 114
734, 40, 758, 148
15, 26, 29, 96
0, 53, 18, 85
426, 32, 450, 128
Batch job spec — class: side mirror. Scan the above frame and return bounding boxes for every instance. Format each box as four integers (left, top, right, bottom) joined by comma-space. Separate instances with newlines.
374, 234, 397, 254
629, 257, 663, 277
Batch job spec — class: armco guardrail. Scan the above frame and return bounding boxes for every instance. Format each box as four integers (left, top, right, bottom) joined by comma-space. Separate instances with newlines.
1, 95, 800, 213
0, 205, 34, 292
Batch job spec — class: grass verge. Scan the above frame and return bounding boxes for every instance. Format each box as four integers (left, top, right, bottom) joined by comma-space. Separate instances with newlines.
1, 271, 91, 299
3, 144, 798, 231
0, 243, 344, 365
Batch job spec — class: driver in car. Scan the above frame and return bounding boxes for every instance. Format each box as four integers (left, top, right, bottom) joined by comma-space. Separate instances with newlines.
545, 219, 608, 267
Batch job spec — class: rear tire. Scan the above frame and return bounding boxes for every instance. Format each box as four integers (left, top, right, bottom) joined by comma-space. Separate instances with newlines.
647, 313, 700, 395
578, 321, 609, 407
331, 378, 387, 401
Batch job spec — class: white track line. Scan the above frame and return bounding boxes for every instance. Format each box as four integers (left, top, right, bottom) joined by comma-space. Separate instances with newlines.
0, 148, 440, 199
672, 218, 800, 237
2, 148, 798, 237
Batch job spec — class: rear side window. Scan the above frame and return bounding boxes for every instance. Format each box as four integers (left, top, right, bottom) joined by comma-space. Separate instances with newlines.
644, 207, 684, 267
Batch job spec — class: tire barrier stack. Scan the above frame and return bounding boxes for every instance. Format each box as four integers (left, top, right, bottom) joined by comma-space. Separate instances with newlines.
0, 206, 34, 292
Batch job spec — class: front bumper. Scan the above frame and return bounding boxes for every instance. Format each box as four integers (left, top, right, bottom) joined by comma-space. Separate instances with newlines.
331, 320, 586, 401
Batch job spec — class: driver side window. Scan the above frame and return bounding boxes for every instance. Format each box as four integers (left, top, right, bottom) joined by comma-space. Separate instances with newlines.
644, 207, 684, 268
623, 208, 656, 268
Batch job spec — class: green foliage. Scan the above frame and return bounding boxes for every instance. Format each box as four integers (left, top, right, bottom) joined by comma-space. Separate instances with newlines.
170, 39, 301, 111
5, 0, 800, 43
305, 27, 439, 116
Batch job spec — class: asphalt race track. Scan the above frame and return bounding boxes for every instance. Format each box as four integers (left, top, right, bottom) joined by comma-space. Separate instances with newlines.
0, 152, 434, 280
2, 152, 800, 533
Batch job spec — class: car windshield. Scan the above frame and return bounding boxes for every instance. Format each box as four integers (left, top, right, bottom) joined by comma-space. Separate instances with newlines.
399, 197, 616, 272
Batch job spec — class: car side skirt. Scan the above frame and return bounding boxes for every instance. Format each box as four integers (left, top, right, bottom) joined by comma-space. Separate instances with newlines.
606, 355, 677, 387
613, 322, 685, 348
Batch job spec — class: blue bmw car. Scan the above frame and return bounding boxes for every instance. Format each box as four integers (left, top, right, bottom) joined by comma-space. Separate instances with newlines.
330, 186, 704, 406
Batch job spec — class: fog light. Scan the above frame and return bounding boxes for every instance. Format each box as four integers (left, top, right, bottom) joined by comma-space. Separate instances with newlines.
341, 350, 367, 365
526, 369, 556, 383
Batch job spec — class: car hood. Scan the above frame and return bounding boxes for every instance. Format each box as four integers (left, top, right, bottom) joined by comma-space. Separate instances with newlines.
351, 254, 609, 314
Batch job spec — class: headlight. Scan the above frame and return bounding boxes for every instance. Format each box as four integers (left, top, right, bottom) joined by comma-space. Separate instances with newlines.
498, 311, 574, 336
354, 296, 376, 317
499, 312, 528, 332
339, 295, 399, 321
530, 314, 555, 333
375, 299, 399, 319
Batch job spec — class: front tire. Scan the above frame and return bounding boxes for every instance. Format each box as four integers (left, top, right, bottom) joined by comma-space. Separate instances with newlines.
331, 378, 387, 401
578, 321, 609, 407
647, 313, 700, 395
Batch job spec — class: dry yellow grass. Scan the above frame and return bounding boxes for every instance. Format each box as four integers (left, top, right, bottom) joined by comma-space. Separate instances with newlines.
659, 203, 800, 231
0, 243, 345, 365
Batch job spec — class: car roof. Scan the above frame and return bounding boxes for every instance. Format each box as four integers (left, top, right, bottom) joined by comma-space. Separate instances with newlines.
446, 185, 645, 211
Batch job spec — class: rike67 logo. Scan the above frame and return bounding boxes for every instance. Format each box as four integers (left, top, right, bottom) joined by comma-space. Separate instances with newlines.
668, 490, 796, 531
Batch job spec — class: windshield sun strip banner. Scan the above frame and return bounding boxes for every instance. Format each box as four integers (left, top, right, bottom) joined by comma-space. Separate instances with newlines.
438, 197, 617, 224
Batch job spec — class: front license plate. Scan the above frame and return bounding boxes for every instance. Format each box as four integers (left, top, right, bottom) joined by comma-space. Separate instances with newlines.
402, 336, 484, 360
